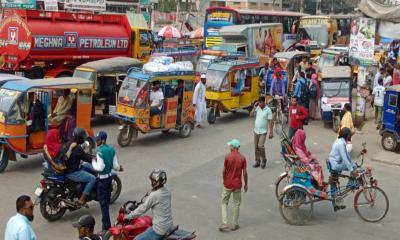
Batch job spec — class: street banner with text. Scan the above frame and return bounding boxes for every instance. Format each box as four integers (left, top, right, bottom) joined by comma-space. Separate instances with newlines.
349, 17, 376, 67
2, 0, 36, 9
64, 0, 106, 12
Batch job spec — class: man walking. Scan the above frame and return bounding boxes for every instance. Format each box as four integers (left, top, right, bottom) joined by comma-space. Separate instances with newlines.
193, 74, 207, 128
219, 139, 248, 232
250, 96, 273, 169
294, 71, 310, 109
288, 96, 308, 139
372, 78, 385, 130
5, 195, 37, 240
92, 131, 123, 233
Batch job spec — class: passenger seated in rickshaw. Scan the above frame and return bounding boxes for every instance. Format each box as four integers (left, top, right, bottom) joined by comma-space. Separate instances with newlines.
150, 81, 164, 116
291, 128, 325, 189
232, 70, 245, 96
26, 92, 45, 135
49, 89, 73, 126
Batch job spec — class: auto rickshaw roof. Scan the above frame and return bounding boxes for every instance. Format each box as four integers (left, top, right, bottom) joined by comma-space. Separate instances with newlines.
274, 51, 309, 60
386, 85, 400, 92
76, 57, 142, 74
207, 59, 260, 72
321, 66, 352, 78
0, 74, 30, 82
127, 68, 195, 81
2, 77, 93, 92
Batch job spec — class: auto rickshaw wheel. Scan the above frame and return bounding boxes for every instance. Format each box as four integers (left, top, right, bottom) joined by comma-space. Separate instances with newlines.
381, 132, 398, 152
179, 123, 192, 138
117, 126, 133, 148
207, 108, 216, 124
0, 148, 9, 173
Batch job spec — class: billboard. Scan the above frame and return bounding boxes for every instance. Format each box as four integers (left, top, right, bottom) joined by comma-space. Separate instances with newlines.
253, 25, 283, 57
349, 17, 376, 66
64, 0, 106, 12
1, 0, 36, 9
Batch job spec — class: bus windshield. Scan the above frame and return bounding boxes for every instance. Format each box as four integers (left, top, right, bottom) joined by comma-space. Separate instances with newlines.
298, 25, 329, 47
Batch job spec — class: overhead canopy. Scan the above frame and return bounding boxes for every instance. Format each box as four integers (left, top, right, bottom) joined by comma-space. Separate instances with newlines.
77, 57, 142, 74
359, 0, 400, 23
3, 77, 93, 92
219, 23, 281, 41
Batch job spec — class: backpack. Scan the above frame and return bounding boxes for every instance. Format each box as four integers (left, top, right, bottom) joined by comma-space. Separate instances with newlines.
299, 79, 310, 103
309, 83, 317, 99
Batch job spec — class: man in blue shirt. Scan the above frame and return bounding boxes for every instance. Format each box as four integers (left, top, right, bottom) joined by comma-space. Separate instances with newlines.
294, 71, 310, 108
4, 195, 37, 240
328, 127, 358, 211
92, 131, 123, 232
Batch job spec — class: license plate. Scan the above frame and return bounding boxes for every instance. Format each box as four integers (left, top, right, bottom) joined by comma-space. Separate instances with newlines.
34, 187, 43, 197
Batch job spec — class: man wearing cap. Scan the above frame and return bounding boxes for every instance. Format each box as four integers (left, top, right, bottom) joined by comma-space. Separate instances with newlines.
73, 215, 102, 240
92, 131, 123, 232
219, 139, 247, 232
193, 74, 207, 128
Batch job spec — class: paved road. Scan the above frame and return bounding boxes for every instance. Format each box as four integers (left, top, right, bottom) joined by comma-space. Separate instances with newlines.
0, 112, 398, 240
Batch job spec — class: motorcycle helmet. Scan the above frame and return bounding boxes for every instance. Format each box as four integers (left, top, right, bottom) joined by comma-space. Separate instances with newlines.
149, 169, 167, 190
73, 128, 87, 145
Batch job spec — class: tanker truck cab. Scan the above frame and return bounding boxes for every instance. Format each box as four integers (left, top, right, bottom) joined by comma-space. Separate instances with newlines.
73, 57, 143, 117
131, 28, 154, 63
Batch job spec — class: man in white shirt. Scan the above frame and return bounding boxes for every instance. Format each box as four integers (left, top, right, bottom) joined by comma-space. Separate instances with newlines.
372, 78, 385, 129
383, 69, 393, 87
150, 81, 164, 115
373, 68, 384, 89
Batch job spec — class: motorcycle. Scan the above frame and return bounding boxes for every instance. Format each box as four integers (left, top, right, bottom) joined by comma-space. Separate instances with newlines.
103, 193, 196, 240
34, 163, 122, 222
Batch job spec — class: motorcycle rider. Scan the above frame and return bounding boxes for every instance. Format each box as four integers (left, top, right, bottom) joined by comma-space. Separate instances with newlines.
65, 128, 96, 206
124, 170, 173, 240
92, 131, 123, 233
73, 215, 102, 240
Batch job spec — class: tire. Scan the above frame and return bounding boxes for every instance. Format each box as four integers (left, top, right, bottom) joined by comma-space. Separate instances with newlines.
275, 173, 290, 200
117, 127, 133, 148
162, 129, 170, 134
333, 115, 340, 133
279, 187, 313, 225
40, 187, 67, 222
0, 148, 9, 173
110, 175, 122, 204
354, 186, 389, 222
381, 132, 398, 152
179, 123, 192, 138
207, 108, 216, 124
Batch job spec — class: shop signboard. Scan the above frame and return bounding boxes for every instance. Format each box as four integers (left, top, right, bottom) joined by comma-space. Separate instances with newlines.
349, 17, 376, 66
2, 0, 36, 9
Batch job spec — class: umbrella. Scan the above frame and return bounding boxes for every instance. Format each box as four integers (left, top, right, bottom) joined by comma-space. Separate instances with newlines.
158, 25, 183, 38
189, 27, 204, 39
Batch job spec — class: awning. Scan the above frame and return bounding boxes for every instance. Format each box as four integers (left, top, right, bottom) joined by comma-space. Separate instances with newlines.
359, 0, 400, 23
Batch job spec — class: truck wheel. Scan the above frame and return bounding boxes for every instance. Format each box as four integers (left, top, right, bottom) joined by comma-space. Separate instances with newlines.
207, 108, 216, 124
0, 150, 9, 173
381, 132, 398, 152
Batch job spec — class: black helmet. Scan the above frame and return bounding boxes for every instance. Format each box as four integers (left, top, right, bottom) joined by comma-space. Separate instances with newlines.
338, 127, 351, 141
149, 169, 167, 190
73, 128, 87, 144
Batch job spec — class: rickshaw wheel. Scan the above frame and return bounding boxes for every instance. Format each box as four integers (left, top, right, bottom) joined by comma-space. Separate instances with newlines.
179, 123, 192, 138
207, 109, 216, 124
117, 127, 133, 148
0, 149, 9, 173
279, 186, 313, 225
275, 173, 290, 200
381, 132, 398, 152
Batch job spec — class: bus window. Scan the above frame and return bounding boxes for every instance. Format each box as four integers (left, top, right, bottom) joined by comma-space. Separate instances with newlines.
283, 17, 295, 34
261, 15, 270, 23
271, 16, 280, 23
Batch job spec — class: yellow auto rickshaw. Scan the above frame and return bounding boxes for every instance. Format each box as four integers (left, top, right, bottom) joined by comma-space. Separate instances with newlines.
113, 67, 195, 147
205, 59, 260, 124
0, 77, 95, 173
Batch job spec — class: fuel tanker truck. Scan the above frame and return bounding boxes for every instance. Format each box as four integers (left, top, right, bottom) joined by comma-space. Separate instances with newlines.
0, 9, 153, 78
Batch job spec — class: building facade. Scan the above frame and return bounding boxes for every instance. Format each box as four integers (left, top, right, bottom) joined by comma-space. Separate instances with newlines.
209, 0, 282, 10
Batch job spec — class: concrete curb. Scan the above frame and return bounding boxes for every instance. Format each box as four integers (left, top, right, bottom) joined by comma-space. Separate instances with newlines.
371, 150, 400, 166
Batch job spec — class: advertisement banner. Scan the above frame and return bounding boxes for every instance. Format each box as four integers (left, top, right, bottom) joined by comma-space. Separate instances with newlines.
253, 25, 283, 57
45, 0, 59, 11
64, 0, 106, 12
349, 17, 376, 66
2, 0, 36, 9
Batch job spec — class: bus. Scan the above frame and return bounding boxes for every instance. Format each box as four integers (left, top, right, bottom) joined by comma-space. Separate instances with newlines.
296, 15, 360, 56
204, 6, 307, 50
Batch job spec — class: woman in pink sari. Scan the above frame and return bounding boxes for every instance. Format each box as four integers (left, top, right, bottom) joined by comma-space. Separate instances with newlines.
292, 129, 324, 188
